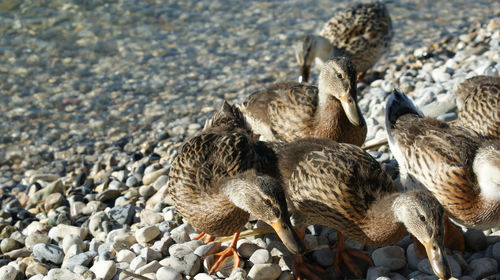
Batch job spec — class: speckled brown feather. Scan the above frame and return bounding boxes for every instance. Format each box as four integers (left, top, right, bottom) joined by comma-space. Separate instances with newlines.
167, 103, 280, 236
319, 2, 393, 73
276, 138, 411, 246
452, 76, 500, 139
391, 114, 499, 228
242, 59, 367, 146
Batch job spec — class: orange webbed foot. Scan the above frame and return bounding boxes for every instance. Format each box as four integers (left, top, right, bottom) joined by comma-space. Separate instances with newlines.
208, 231, 241, 274
333, 232, 374, 278
193, 232, 216, 243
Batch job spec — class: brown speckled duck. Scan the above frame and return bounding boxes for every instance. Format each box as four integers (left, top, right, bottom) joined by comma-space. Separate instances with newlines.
295, 1, 393, 83
241, 56, 367, 146
386, 89, 500, 232
167, 101, 302, 274
451, 75, 500, 139
277, 138, 451, 279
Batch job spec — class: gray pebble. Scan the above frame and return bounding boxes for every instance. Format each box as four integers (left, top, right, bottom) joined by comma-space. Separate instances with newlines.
0, 265, 19, 280
249, 248, 272, 265
136, 260, 162, 275
372, 246, 406, 271
311, 247, 334, 267
492, 242, 500, 263
468, 257, 498, 279
366, 266, 390, 280
33, 243, 65, 265
62, 252, 92, 270
108, 204, 135, 225
156, 267, 182, 280
130, 256, 147, 271
140, 247, 162, 262
247, 263, 281, 280
237, 240, 261, 259
464, 229, 488, 251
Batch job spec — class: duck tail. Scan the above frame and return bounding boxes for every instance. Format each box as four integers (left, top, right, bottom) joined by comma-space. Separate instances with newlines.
474, 140, 500, 201
385, 89, 423, 130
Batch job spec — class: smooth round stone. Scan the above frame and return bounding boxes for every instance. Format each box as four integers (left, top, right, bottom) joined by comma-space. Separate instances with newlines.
249, 249, 272, 265
417, 255, 461, 278
464, 229, 488, 251
372, 246, 406, 271
116, 249, 136, 263
161, 252, 201, 277
125, 175, 139, 188
228, 267, 247, 280
135, 225, 160, 244
136, 260, 162, 275
33, 243, 65, 265
153, 175, 169, 191
139, 209, 164, 225
25, 262, 49, 278
468, 257, 498, 279
142, 168, 169, 185
194, 242, 221, 258
62, 252, 92, 270
44, 193, 64, 211
48, 224, 88, 241
194, 273, 213, 280
406, 243, 420, 270
1, 237, 23, 253
90, 260, 116, 280
24, 233, 50, 250
156, 267, 182, 280
492, 242, 500, 263
237, 240, 260, 259
139, 185, 156, 198
0, 265, 19, 280
45, 268, 77, 280
247, 263, 281, 280
96, 189, 121, 202
366, 266, 390, 280
89, 212, 111, 242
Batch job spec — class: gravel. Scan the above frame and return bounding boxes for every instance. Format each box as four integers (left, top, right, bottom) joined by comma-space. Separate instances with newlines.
0, 0, 499, 279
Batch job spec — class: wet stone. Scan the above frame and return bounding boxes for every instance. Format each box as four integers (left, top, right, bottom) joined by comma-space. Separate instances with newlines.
468, 257, 498, 279
372, 246, 406, 271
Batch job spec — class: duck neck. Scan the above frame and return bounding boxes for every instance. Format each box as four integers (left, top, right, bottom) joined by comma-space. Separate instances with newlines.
222, 177, 256, 215
362, 193, 407, 246
313, 35, 342, 64
314, 95, 343, 138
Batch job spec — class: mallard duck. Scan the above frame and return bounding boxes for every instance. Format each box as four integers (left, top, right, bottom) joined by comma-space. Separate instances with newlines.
295, 1, 393, 83
385, 89, 500, 232
242, 56, 367, 146
451, 75, 500, 139
276, 138, 450, 279
167, 101, 302, 274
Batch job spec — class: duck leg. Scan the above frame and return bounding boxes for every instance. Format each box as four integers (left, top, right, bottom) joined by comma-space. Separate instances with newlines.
208, 231, 241, 274
193, 232, 216, 243
293, 230, 326, 280
333, 231, 374, 278
412, 216, 464, 258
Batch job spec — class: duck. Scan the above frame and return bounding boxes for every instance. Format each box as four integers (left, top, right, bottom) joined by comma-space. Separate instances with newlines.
385, 89, 500, 232
241, 56, 367, 146
295, 1, 393, 83
276, 137, 451, 279
167, 101, 303, 274
451, 75, 500, 139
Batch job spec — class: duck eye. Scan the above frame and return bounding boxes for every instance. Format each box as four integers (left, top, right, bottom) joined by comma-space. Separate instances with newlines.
263, 199, 272, 207
419, 215, 426, 222
337, 73, 343, 79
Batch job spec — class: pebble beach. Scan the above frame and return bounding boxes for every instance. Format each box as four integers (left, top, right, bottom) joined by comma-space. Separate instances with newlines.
1, 0, 500, 279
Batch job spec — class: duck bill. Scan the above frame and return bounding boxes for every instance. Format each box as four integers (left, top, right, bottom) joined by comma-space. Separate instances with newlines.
269, 218, 304, 255
339, 95, 362, 126
424, 240, 451, 279
299, 65, 310, 83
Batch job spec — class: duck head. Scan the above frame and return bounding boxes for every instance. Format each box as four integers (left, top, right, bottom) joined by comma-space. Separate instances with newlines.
223, 173, 304, 255
393, 190, 451, 279
318, 56, 364, 127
